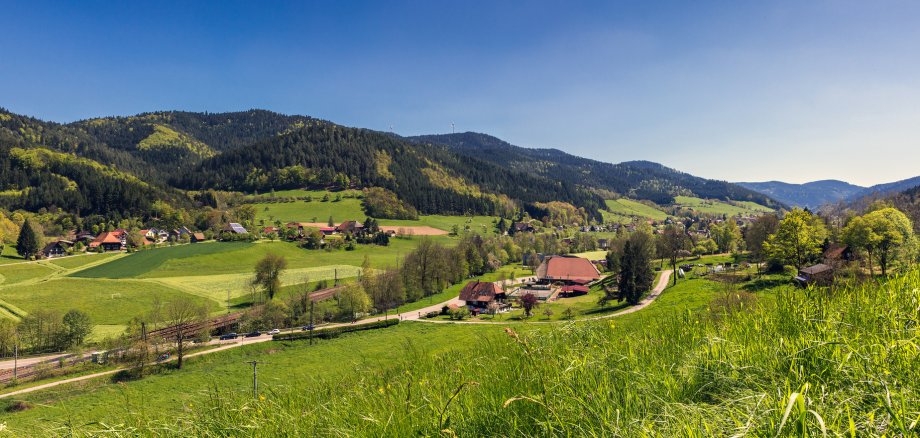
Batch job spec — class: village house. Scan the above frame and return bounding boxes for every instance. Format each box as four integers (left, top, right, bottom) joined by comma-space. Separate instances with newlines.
823, 245, 851, 269
459, 280, 506, 310
223, 223, 248, 234
511, 222, 535, 233
89, 231, 126, 251
42, 240, 73, 258
535, 255, 601, 296
191, 232, 207, 243
335, 220, 364, 234
795, 264, 834, 286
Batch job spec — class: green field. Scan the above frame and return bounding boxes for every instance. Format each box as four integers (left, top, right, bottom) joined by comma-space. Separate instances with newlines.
2, 322, 500, 433
0, 245, 23, 265
674, 195, 774, 216
0, 278, 217, 325
570, 250, 607, 260
253, 189, 367, 225
379, 215, 498, 233
603, 198, 669, 221
0, 273, 726, 434
7, 268, 917, 436
48, 253, 121, 270
71, 242, 252, 279
0, 262, 55, 286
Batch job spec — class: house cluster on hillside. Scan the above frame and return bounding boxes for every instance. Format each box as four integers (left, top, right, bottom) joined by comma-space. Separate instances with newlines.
40, 226, 210, 258
282, 220, 368, 238
460, 255, 603, 314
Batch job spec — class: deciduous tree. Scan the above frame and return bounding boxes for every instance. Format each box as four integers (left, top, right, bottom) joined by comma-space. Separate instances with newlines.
764, 209, 828, 269
253, 253, 288, 300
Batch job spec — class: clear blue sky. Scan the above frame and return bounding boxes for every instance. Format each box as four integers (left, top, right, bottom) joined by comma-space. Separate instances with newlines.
2, 1, 919, 186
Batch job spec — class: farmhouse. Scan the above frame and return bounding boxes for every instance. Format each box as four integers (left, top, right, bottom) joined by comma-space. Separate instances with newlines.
89, 231, 126, 251
42, 240, 73, 258
459, 281, 505, 310
795, 264, 834, 286
191, 232, 207, 243
223, 223, 248, 234
536, 255, 601, 285
511, 222, 535, 233
335, 220, 364, 234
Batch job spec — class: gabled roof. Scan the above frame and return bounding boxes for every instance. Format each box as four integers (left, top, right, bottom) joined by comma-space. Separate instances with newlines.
225, 223, 248, 234
536, 256, 601, 283
458, 281, 503, 302
192, 232, 206, 241
800, 264, 833, 275
335, 220, 363, 232
824, 245, 848, 260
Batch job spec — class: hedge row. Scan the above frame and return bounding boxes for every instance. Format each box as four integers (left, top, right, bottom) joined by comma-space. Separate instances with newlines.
272, 318, 399, 341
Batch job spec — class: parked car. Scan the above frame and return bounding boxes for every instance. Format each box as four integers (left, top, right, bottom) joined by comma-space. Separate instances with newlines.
219, 333, 239, 340
269, 329, 280, 335
244, 331, 261, 338
301, 325, 315, 331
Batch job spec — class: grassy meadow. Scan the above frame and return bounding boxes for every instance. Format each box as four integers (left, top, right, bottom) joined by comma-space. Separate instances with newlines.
603, 198, 669, 222
674, 195, 774, 216
0, 278, 218, 326
252, 189, 367, 224
5, 268, 917, 436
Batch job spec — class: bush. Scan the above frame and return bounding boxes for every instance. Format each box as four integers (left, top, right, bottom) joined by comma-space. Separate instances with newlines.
782, 265, 798, 277
272, 319, 399, 341
448, 307, 470, 320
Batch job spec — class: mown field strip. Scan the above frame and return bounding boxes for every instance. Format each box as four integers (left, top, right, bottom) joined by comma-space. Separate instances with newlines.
150, 265, 365, 304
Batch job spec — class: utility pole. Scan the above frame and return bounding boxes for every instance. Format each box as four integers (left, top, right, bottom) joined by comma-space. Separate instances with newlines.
227, 289, 230, 315
309, 300, 315, 346
13, 343, 18, 381
246, 361, 267, 399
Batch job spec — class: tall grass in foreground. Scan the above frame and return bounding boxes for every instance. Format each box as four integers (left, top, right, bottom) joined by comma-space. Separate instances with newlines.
52, 272, 919, 437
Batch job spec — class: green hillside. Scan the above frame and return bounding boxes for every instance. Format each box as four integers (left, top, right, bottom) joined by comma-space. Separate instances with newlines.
674, 195, 775, 216
602, 198, 669, 222
6, 269, 918, 435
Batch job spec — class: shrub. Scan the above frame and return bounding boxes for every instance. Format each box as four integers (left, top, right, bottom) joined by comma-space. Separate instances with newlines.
448, 307, 470, 320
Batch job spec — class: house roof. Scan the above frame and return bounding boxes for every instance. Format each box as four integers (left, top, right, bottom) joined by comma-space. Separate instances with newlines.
335, 220, 363, 232
458, 281, 503, 302
800, 264, 833, 275
561, 285, 590, 294
824, 245, 848, 260
536, 256, 601, 283
42, 240, 71, 252
192, 232, 206, 240
93, 232, 124, 244
226, 223, 248, 234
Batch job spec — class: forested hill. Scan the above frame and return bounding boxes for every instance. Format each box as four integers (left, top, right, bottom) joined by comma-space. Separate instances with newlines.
407, 132, 782, 208
0, 108, 604, 219
178, 123, 605, 218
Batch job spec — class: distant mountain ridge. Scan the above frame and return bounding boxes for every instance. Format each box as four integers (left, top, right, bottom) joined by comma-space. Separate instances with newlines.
407, 132, 781, 209
738, 176, 920, 208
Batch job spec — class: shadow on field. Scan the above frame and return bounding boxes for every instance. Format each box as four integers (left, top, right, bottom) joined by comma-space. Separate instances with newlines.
743, 277, 790, 292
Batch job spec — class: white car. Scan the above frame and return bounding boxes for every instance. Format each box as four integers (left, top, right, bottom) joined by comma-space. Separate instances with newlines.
269, 329, 281, 335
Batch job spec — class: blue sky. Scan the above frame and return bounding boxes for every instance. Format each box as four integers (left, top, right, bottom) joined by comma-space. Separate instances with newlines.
2, 1, 919, 186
